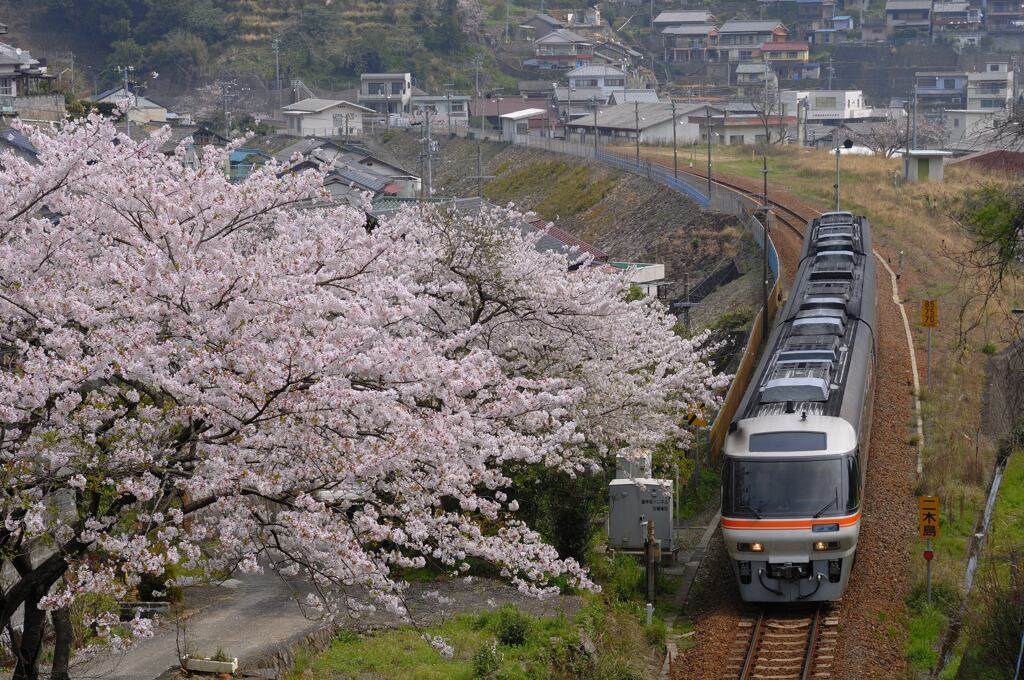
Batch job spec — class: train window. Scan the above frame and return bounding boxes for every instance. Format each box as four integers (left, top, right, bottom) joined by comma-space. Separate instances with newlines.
845, 456, 861, 511
723, 458, 844, 518
749, 431, 827, 452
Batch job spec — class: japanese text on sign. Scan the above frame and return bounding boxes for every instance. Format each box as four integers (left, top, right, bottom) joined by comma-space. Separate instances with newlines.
921, 300, 938, 328
918, 495, 940, 539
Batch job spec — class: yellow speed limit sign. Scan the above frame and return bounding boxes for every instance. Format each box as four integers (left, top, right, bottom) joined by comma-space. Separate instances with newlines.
920, 299, 938, 328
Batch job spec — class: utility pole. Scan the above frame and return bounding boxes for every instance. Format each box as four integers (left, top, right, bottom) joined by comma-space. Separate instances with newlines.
634, 101, 641, 167
385, 92, 391, 131
273, 38, 281, 113
912, 82, 919, 150
706, 107, 712, 197
505, 0, 510, 43
445, 86, 454, 137
762, 62, 771, 344
671, 98, 678, 178
904, 94, 912, 178
426, 107, 433, 198
591, 97, 599, 156
834, 125, 841, 211
828, 56, 834, 90
118, 65, 134, 137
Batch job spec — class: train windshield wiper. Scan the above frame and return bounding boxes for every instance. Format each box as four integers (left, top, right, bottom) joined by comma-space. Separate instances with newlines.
813, 487, 840, 518
740, 502, 762, 519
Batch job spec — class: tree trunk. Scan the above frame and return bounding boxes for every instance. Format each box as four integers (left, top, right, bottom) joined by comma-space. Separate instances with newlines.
12, 590, 47, 680
50, 607, 72, 680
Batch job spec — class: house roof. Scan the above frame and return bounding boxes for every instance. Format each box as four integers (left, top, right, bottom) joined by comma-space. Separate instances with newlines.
274, 137, 343, 163
916, 70, 966, 77
159, 125, 228, 154
567, 101, 705, 131
885, 0, 933, 10
609, 89, 661, 104
327, 164, 391, 192
536, 29, 591, 44
518, 80, 555, 93
229, 148, 271, 164
662, 24, 716, 35
530, 13, 565, 26
282, 98, 372, 114
568, 64, 626, 77
528, 219, 608, 260
653, 10, 716, 24
87, 86, 165, 109
832, 14, 853, 19
472, 97, 552, 117
499, 108, 549, 121
719, 20, 786, 33
969, 71, 1010, 81
594, 41, 643, 58
360, 73, 410, 80
0, 127, 37, 157
932, 1, 970, 10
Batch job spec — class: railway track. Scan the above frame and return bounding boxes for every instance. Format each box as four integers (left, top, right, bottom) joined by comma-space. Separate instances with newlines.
725, 606, 838, 680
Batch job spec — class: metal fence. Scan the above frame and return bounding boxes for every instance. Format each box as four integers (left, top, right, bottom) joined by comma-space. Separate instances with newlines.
490, 131, 784, 463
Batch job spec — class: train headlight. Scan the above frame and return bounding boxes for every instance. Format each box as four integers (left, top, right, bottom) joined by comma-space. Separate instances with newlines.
813, 541, 841, 551
736, 542, 764, 552
750, 542, 764, 552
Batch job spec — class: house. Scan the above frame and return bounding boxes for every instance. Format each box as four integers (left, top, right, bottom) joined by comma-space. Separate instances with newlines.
931, 1, 981, 31
159, 125, 228, 168
691, 109, 797, 146
567, 64, 627, 97
276, 138, 422, 198
653, 10, 717, 29
88, 86, 167, 125
282, 98, 371, 138
592, 41, 643, 69
904, 149, 951, 182
228, 148, 271, 182
518, 80, 555, 97
473, 96, 555, 132
717, 20, 788, 62
608, 89, 661, 105
523, 13, 565, 38
967, 63, 1015, 109
735, 64, 778, 100
322, 165, 401, 205
532, 29, 594, 69
885, 0, 933, 39
565, 101, 706, 145
566, 6, 602, 27
780, 90, 873, 121
758, 41, 810, 80
662, 24, 719, 63
0, 40, 60, 120
796, 0, 838, 31
499, 109, 549, 140
914, 71, 968, 117
862, 18, 889, 40
831, 15, 856, 30
358, 73, 412, 115
552, 86, 607, 121
943, 109, 1000, 148
985, 0, 1024, 32
410, 94, 472, 126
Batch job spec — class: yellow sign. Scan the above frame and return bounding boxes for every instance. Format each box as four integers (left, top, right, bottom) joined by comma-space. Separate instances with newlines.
918, 495, 940, 539
686, 408, 707, 428
921, 299, 938, 328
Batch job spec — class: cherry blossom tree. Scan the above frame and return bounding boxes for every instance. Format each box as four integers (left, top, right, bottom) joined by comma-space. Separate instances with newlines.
0, 115, 724, 678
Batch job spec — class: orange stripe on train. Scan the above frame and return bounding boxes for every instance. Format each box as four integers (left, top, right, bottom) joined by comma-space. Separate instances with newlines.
720, 511, 861, 531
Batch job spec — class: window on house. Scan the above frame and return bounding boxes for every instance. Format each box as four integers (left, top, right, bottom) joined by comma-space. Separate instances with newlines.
368, 82, 386, 95
953, 118, 960, 127
815, 96, 838, 108
788, 51, 799, 58
944, 78, 956, 89
451, 103, 465, 112
392, 82, 404, 95
0, 78, 12, 96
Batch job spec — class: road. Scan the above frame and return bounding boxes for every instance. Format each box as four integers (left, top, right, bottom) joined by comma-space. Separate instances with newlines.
73, 570, 320, 680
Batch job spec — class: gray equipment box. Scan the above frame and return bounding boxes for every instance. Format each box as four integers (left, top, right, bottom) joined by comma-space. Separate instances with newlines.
607, 478, 673, 552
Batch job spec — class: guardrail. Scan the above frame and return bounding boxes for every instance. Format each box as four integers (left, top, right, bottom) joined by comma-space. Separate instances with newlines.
465, 130, 785, 461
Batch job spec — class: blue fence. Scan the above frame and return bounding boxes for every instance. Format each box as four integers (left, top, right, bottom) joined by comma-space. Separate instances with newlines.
595, 149, 709, 207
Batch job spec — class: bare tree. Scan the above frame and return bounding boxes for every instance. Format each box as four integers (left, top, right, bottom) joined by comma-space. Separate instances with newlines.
845, 116, 945, 157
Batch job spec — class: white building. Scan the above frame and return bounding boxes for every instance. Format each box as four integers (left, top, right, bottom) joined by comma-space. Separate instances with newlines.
966, 63, 1015, 110
781, 90, 873, 122
358, 73, 413, 115
281, 99, 371, 137
943, 109, 999, 148
567, 65, 628, 98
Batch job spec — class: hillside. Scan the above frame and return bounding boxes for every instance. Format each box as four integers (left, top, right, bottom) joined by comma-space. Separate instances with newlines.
1, 0, 598, 99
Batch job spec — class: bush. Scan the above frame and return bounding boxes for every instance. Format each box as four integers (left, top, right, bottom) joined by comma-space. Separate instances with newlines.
588, 553, 644, 601
494, 606, 532, 647
644, 618, 667, 651
472, 639, 502, 678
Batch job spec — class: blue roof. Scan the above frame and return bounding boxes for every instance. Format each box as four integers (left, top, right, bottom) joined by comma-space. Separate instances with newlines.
229, 148, 271, 164
833, 15, 853, 19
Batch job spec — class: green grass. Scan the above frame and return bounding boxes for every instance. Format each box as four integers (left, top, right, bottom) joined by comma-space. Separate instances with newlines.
484, 160, 619, 221
678, 467, 719, 520
905, 603, 945, 671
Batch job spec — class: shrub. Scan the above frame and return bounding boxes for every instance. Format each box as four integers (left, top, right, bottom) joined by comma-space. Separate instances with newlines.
980, 342, 997, 355
472, 639, 502, 678
494, 606, 532, 647
644, 618, 667, 651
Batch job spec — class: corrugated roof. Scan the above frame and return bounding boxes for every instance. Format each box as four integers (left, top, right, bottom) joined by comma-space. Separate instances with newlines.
530, 13, 565, 26
736, 63, 773, 73
328, 164, 390, 192
536, 28, 591, 44
719, 20, 786, 33
282, 98, 371, 113
568, 64, 626, 77
0, 127, 36, 157
609, 89, 661, 104
761, 41, 810, 49
885, 0, 933, 9
499, 108, 548, 120
568, 101, 706, 130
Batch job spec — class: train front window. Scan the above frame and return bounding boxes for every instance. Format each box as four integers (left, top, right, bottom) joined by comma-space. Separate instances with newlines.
724, 458, 845, 518
748, 431, 827, 452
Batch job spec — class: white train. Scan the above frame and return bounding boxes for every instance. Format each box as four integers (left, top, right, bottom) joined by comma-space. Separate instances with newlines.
720, 211, 877, 602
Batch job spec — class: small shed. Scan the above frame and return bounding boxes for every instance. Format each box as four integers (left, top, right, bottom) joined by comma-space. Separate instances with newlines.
904, 149, 952, 182
499, 108, 548, 140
